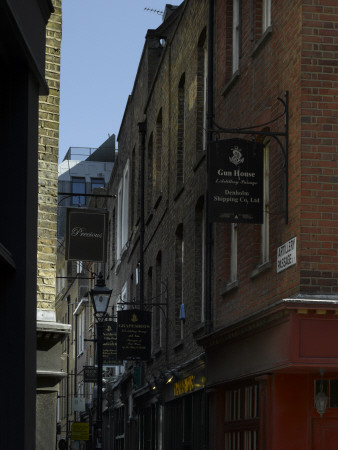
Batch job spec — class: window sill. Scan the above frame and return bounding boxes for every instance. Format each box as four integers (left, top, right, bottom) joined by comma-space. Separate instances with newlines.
174, 183, 185, 201
152, 348, 162, 359
193, 151, 206, 172
154, 193, 162, 209
173, 341, 184, 352
192, 323, 205, 339
251, 26, 273, 57
250, 261, 271, 279
221, 70, 240, 97
220, 280, 239, 297
146, 211, 153, 226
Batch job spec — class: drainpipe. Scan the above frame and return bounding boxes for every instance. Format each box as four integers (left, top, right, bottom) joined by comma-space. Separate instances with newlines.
205, 0, 214, 336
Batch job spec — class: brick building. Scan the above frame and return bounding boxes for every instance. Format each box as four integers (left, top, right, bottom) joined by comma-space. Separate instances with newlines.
0, 1, 60, 449
102, 2, 209, 449
36, 1, 71, 449
199, 1, 338, 449
60, 1, 337, 449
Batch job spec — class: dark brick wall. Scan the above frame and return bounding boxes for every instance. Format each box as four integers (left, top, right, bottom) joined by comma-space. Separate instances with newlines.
107, 0, 209, 375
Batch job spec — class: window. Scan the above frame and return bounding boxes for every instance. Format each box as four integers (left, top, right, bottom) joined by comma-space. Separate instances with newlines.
111, 208, 116, 266
197, 30, 208, 153
147, 133, 153, 213
76, 261, 83, 274
225, 0, 241, 82
175, 224, 184, 340
230, 223, 238, 282
177, 74, 185, 186
155, 109, 163, 196
195, 198, 205, 323
224, 384, 259, 450
77, 309, 85, 356
262, 0, 271, 32
116, 161, 130, 260
91, 177, 104, 191
147, 267, 154, 350
118, 282, 127, 311
261, 143, 269, 264
155, 252, 163, 349
232, 0, 240, 74
251, 0, 271, 44
131, 147, 136, 227
71, 177, 86, 205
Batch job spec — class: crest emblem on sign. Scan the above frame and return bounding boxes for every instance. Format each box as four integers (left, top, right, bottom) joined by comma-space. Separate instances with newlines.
229, 146, 244, 166
131, 314, 139, 323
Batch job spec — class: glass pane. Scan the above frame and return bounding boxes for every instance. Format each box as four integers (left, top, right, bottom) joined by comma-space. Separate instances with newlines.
91, 178, 105, 191
330, 380, 338, 407
72, 177, 86, 205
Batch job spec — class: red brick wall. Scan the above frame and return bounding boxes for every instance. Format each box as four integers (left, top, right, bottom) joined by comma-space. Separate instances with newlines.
213, 0, 337, 328
300, 0, 338, 294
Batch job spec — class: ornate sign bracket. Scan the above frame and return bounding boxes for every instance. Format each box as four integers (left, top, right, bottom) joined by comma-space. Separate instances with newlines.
210, 91, 289, 223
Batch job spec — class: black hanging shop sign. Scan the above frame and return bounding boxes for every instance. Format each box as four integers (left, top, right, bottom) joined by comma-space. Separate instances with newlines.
117, 309, 151, 361
208, 138, 264, 223
65, 208, 108, 261
102, 321, 122, 366
83, 366, 98, 383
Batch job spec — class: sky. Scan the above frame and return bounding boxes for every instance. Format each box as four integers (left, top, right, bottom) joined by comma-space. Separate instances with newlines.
59, 0, 167, 162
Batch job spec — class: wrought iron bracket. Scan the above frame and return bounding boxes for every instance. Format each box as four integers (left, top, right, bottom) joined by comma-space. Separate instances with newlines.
117, 279, 169, 322
210, 91, 289, 223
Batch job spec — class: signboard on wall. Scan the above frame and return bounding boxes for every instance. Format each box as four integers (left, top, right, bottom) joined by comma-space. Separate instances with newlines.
117, 309, 151, 361
277, 236, 297, 273
208, 138, 264, 223
65, 208, 107, 261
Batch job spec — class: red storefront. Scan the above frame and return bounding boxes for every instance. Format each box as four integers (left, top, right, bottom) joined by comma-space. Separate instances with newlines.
200, 300, 338, 450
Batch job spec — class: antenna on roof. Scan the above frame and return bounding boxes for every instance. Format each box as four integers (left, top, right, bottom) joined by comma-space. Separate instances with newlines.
144, 7, 164, 15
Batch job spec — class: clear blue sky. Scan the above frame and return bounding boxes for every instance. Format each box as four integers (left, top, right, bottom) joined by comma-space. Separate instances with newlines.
59, 0, 166, 162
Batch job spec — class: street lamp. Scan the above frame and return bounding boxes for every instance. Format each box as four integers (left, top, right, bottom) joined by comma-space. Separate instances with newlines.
90, 272, 112, 449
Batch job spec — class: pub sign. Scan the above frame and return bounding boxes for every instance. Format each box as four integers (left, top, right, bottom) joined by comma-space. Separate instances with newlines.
102, 321, 122, 365
117, 309, 151, 361
65, 208, 108, 261
208, 138, 264, 223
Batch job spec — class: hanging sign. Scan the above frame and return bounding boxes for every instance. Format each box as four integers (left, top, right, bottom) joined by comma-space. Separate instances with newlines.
72, 397, 85, 412
208, 138, 264, 223
71, 422, 89, 441
117, 309, 151, 361
83, 366, 97, 383
65, 208, 107, 261
102, 321, 122, 365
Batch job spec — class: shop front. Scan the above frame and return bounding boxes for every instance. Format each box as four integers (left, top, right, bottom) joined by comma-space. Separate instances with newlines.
200, 300, 338, 450
162, 358, 207, 450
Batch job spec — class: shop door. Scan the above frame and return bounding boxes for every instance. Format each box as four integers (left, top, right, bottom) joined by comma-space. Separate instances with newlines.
313, 418, 338, 450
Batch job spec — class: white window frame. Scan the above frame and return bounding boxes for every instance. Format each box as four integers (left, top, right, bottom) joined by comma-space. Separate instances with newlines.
261, 143, 270, 264
116, 160, 130, 260
262, 0, 271, 32
232, 0, 240, 74
230, 223, 238, 282
78, 309, 85, 356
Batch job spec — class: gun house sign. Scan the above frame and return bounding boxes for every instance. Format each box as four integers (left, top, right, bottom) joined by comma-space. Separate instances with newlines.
65, 208, 108, 261
208, 138, 264, 223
